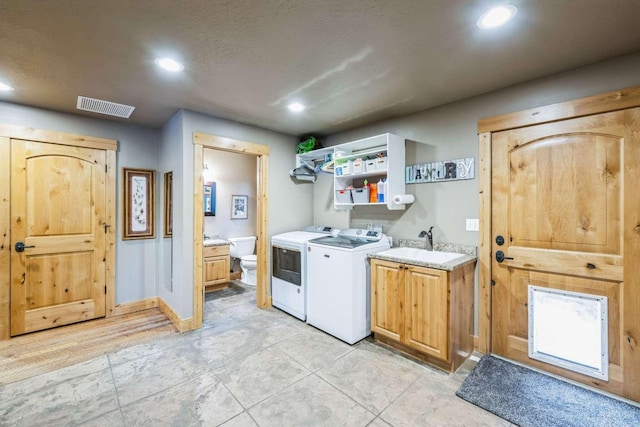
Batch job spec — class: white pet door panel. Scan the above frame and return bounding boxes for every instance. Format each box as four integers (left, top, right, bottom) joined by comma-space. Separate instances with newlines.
528, 285, 608, 381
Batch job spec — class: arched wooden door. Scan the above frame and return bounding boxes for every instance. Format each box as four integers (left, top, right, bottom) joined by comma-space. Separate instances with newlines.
10, 139, 107, 335
490, 108, 640, 401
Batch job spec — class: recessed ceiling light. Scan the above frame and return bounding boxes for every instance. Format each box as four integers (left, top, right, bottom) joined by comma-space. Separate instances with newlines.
0, 82, 14, 91
477, 5, 518, 29
154, 57, 184, 72
287, 102, 305, 112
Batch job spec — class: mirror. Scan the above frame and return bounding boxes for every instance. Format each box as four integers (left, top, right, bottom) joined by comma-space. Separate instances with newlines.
204, 181, 216, 216
163, 172, 173, 291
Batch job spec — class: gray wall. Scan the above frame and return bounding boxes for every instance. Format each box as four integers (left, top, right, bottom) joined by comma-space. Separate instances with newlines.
323, 52, 640, 245
0, 102, 161, 304
169, 110, 310, 317
321, 51, 640, 333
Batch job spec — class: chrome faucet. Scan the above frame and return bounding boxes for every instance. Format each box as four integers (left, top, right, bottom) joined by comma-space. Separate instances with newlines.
418, 226, 434, 250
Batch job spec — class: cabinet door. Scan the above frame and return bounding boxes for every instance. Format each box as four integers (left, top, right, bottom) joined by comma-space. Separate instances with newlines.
405, 266, 449, 361
371, 259, 404, 341
204, 256, 229, 285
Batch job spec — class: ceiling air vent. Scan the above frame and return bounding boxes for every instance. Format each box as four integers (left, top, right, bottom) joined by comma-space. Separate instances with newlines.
76, 96, 136, 118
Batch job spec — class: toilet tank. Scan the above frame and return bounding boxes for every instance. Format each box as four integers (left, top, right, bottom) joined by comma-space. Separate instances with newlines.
228, 236, 256, 258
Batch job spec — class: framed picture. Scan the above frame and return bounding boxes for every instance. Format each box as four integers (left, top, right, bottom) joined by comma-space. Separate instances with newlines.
231, 195, 248, 220
164, 171, 173, 237
123, 168, 156, 240
204, 182, 216, 216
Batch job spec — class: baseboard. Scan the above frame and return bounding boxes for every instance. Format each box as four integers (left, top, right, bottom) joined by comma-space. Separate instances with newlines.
157, 297, 195, 332
112, 298, 158, 316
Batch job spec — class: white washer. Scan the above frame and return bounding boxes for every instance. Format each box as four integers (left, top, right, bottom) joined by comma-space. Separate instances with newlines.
271, 225, 335, 320
306, 229, 391, 344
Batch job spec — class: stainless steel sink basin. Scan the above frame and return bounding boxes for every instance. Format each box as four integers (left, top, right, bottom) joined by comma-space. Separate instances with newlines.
376, 247, 464, 264
203, 238, 229, 246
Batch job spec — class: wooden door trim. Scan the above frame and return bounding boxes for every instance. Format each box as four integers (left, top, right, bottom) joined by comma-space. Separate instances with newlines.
0, 137, 10, 340
478, 85, 640, 134
0, 127, 117, 340
192, 133, 271, 330
0, 124, 117, 151
477, 132, 491, 354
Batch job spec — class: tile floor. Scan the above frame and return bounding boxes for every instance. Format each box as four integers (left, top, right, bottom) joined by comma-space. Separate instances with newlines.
0, 282, 512, 426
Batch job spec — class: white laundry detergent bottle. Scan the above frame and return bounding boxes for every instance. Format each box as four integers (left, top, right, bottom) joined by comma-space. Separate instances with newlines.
377, 178, 385, 203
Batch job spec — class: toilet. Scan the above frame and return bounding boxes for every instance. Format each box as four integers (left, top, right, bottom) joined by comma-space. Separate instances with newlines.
228, 236, 257, 287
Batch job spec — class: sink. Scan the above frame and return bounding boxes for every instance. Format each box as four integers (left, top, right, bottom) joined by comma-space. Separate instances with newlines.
203, 238, 229, 246
376, 247, 464, 264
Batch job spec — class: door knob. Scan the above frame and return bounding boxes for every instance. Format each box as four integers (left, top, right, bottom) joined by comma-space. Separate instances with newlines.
15, 242, 35, 252
495, 250, 513, 263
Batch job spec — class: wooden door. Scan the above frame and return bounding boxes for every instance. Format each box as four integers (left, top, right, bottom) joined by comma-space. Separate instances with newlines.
405, 266, 449, 361
371, 259, 404, 341
11, 139, 107, 336
491, 108, 640, 400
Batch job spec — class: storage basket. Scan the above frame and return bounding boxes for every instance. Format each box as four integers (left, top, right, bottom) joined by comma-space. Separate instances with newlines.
365, 160, 377, 172
375, 157, 387, 171
335, 189, 352, 203
351, 187, 370, 203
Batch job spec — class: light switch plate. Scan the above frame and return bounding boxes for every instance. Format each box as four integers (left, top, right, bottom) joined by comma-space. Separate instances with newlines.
466, 218, 479, 231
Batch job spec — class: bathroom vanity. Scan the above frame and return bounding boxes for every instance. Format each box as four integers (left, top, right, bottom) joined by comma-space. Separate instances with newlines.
369, 245, 476, 372
203, 240, 231, 292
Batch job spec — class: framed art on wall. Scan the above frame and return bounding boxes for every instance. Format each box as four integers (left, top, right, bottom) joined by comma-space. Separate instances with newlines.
123, 168, 156, 240
231, 195, 248, 219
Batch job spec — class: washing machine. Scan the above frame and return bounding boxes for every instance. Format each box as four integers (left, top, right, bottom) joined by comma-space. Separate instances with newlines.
306, 228, 391, 344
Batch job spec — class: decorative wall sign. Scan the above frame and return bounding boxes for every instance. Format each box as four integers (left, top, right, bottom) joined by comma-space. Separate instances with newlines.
123, 168, 156, 240
406, 157, 474, 184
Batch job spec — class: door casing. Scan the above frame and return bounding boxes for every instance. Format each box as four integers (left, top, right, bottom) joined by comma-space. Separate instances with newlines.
192, 133, 270, 330
0, 124, 117, 340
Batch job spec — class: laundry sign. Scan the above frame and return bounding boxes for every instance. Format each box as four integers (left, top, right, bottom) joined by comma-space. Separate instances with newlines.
405, 157, 474, 184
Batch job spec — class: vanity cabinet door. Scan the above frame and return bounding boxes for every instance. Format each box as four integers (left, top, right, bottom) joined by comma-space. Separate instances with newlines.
204, 256, 230, 285
371, 259, 405, 341
405, 266, 449, 361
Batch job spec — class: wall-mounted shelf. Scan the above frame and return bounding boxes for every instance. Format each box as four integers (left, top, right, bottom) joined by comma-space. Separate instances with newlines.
293, 133, 406, 211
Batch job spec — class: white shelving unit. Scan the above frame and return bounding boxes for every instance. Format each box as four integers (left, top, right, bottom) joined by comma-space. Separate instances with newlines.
332, 133, 405, 210
294, 133, 406, 211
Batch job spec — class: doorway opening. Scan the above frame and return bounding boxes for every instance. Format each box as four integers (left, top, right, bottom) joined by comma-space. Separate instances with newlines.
192, 133, 270, 330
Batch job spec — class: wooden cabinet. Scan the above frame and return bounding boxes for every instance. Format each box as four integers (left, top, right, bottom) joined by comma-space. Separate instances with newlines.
371, 258, 475, 372
203, 245, 230, 291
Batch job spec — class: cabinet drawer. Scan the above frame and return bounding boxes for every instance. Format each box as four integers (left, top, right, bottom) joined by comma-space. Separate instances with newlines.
204, 245, 229, 257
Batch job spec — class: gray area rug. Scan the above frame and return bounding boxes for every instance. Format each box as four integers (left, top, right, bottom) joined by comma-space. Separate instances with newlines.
456, 355, 640, 427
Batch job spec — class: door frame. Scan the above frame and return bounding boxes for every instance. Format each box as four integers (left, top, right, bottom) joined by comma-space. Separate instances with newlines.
0, 124, 117, 340
192, 132, 270, 330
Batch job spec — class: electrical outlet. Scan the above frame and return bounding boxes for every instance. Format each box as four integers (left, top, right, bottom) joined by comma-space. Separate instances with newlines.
466, 218, 479, 231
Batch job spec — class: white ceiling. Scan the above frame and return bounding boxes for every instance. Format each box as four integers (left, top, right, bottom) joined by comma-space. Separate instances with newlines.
1, 0, 640, 136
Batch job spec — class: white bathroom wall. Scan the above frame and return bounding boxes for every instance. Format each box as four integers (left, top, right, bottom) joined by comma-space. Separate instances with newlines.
203, 149, 257, 240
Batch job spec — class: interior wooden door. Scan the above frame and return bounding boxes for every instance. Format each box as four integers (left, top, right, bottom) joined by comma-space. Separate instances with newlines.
491, 108, 640, 401
10, 139, 107, 336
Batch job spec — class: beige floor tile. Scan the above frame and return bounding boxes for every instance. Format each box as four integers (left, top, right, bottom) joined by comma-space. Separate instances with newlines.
213, 346, 311, 408
276, 328, 355, 372
0, 368, 119, 427
121, 370, 243, 426
379, 373, 511, 426
111, 342, 212, 406
220, 411, 259, 426
317, 346, 424, 415
249, 375, 375, 426
78, 409, 125, 427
